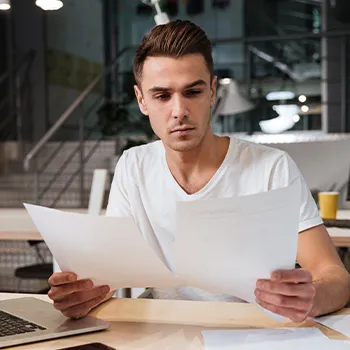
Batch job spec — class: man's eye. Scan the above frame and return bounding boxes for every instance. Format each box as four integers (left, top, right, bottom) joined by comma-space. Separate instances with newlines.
155, 94, 170, 100
185, 90, 201, 97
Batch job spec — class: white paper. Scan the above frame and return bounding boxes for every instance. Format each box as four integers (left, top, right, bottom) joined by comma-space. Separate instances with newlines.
315, 314, 350, 338
24, 203, 181, 290
202, 328, 349, 350
175, 181, 300, 314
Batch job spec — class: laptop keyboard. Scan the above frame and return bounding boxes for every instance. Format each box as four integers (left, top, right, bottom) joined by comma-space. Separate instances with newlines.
0, 310, 46, 337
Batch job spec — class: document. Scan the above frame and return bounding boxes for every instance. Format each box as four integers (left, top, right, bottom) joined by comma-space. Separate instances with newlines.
24, 204, 181, 290
202, 328, 349, 350
174, 181, 300, 308
25, 181, 301, 320
315, 314, 350, 338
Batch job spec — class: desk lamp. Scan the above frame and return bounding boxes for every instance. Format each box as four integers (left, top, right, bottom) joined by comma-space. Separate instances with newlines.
211, 78, 255, 126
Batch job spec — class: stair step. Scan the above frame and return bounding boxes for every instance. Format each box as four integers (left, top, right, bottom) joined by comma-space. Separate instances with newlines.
0, 140, 117, 208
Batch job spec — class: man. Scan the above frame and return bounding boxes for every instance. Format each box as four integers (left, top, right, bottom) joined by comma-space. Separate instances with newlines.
47, 20, 350, 322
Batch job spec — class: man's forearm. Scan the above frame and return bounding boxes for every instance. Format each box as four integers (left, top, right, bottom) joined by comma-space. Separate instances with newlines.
311, 265, 350, 317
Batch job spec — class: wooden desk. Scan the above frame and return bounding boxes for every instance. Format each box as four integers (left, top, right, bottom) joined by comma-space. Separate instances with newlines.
1, 293, 349, 350
1, 209, 350, 247
0, 209, 43, 240
327, 210, 350, 248
0, 208, 92, 241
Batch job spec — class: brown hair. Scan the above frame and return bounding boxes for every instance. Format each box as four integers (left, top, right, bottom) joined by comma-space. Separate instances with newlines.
133, 20, 214, 86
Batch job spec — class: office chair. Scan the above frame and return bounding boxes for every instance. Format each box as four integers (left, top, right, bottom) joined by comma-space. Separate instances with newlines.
15, 169, 109, 293
14, 241, 53, 293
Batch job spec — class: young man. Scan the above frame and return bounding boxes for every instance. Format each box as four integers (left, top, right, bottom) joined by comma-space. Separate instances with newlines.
47, 20, 350, 322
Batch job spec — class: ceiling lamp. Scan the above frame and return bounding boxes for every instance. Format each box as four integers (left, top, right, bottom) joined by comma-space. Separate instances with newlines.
35, 0, 63, 11
266, 91, 295, 101
0, 0, 10, 11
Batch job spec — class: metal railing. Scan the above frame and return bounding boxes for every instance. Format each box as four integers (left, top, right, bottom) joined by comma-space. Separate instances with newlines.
23, 47, 131, 207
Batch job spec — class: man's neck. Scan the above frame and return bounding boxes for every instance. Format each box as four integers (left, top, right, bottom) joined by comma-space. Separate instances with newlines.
164, 132, 230, 194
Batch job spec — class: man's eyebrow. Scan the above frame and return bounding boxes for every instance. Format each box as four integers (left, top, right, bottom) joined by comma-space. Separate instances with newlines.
184, 79, 207, 89
148, 79, 207, 93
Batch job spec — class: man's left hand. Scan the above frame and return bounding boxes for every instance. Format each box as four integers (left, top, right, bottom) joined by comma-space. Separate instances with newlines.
255, 269, 316, 323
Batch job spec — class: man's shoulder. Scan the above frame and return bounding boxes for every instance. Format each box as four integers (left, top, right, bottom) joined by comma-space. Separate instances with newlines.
124, 139, 162, 157
122, 140, 163, 170
231, 136, 288, 163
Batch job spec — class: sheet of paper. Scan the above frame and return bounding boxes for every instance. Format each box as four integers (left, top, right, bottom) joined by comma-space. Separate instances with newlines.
175, 181, 300, 311
315, 314, 350, 338
202, 328, 349, 350
24, 203, 181, 290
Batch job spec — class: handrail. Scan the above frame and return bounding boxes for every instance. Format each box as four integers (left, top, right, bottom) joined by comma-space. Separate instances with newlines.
23, 46, 131, 171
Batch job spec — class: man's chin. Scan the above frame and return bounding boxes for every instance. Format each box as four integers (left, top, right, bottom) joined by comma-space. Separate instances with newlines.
166, 138, 202, 152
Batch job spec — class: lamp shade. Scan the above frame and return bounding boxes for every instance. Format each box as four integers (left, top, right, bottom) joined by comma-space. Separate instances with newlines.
0, 0, 10, 11
217, 79, 254, 115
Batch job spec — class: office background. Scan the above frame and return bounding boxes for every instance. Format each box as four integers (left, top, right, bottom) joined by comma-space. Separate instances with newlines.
0, 0, 350, 294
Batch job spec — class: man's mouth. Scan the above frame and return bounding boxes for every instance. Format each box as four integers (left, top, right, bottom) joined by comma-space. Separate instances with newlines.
171, 127, 195, 133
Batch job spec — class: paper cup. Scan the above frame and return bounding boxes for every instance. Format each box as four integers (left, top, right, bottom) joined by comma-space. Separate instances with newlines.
318, 191, 339, 219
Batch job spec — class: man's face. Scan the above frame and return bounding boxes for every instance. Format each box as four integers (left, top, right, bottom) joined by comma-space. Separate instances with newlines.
134, 54, 217, 152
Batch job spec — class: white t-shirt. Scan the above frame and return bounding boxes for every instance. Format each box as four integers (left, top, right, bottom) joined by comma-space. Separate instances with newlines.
106, 136, 323, 302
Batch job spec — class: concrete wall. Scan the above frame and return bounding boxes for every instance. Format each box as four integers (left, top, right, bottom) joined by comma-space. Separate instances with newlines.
45, 0, 104, 136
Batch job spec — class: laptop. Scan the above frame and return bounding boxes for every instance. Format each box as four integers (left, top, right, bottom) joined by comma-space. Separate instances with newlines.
0, 297, 109, 349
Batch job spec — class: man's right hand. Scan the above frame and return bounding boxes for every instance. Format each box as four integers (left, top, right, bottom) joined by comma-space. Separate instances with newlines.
48, 272, 111, 319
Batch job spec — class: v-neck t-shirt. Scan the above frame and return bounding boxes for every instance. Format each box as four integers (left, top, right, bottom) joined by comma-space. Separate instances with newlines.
106, 136, 322, 302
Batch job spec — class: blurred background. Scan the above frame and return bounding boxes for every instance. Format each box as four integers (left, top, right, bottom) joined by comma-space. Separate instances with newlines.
0, 0, 350, 294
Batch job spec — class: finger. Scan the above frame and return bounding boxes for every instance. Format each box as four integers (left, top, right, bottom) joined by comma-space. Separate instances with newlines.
256, 280, 316, 298
48, 279, 94, 301
270, 269, 312, 283
256, 298, 308, 323
255, 289, 313, 312
48, 272, 77, 287
53, 285, 110, 311
62, 295, 106, 319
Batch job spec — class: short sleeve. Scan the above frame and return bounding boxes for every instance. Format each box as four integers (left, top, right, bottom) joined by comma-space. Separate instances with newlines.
271, 153, 323, 233
106, 151, 133, 217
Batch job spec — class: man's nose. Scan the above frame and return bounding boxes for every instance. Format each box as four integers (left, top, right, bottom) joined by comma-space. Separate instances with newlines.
171, 95, 189, 120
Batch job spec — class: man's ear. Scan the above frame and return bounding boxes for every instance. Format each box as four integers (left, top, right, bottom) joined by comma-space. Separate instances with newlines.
134, 85, 149, 116
210, 76, 217, 108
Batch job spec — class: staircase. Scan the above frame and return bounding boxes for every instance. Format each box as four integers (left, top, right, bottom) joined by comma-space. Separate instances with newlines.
0, 45, 140, 209
0, 140, 116, 208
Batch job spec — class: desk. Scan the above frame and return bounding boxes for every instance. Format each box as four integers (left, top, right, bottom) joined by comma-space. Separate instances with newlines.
1, 209, 350, 247
0, 209, 94, 241
1, 293, 349, 349
328, 210, 350, 248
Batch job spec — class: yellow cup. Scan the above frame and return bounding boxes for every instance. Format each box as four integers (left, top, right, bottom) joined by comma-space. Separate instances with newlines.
318, 191, 339, 219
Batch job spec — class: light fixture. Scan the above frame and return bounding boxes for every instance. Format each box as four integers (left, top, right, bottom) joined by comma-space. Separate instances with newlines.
293, 114, 300, 123
301, 105, 309, 113
266, 91, 295, 101
142, 0, 170, 25
212, 78, 255, 125
0, 0, 10, 11
298, 95, 307, 103
259, 104, 299, 134
35, 0, 63, 11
